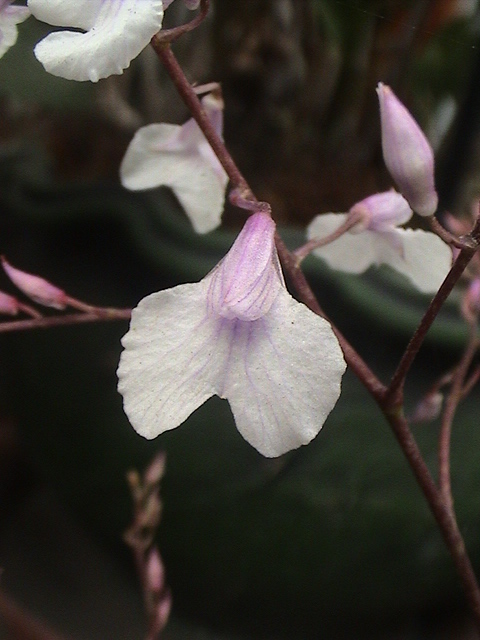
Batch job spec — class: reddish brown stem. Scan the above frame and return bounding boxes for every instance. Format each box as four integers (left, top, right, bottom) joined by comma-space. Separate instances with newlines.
438, 323, 479, 510
0, 308, 131, 333
153, 40, 480, 634
379, 405, 480, 632
294, 211, 363, 263
386, 220, 480, 405
154, 0, 210, 44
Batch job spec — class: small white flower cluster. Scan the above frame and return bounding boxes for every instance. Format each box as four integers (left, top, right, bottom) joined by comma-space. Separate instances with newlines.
1, 1, 455, 457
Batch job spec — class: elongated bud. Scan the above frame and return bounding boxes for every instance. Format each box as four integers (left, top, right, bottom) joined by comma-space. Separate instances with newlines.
2, 257, 67, 309
377, 83, 438, 217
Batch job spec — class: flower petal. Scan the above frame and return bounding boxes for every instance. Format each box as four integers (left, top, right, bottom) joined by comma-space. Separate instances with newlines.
386, 228, 452, 293
0, 3, 29, 58
117, 281, 229, 439
28, 0, 101, 29
307, 214, 381, 273
207, 212, 283, 320
120, 123, 226, 234
221, 290, 346, 457
31, 0, 164, 82
307, 214, 452, 292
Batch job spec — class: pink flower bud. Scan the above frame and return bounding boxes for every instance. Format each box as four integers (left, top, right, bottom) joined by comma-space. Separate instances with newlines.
377, 83, 438, 217
146, 548, 166, 593
349, 191, 412, 232
0, 291, 19, 315
144, 452, 166, 487
411, 391, 443, 423
2, 257, 67, 309
153, 592, 172, 634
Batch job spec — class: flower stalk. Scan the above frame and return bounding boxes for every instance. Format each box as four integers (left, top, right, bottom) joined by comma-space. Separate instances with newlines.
151, 36, 480, 633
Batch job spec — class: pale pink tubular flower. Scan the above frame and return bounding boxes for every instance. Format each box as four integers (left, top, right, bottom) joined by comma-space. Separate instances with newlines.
0, 0, 30, 59
118, 212, 346, 458
2, 257, 67, 309
307, 191, 452, 293
120, 93, 228, 234
27, 0, 164, 82
377, 83, 438, 217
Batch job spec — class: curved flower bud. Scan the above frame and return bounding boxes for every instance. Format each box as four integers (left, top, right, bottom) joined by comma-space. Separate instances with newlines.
28, 0, 164, 82
377, 83, 438, 217
0, 1, 30, 59
2, 257, 67, 309
349, 191, 412, 233
118, 212, 346, 458
120, 93, 228, 234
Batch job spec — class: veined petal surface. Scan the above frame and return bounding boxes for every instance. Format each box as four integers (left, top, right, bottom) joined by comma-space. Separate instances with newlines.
118, 281, 229, 439
222, 290, 346, 457
208, 213, 283, 321
30, 0, 164, 81
120, 120, 227, 234
118, 281, 346, 457
308, 213, 451, 293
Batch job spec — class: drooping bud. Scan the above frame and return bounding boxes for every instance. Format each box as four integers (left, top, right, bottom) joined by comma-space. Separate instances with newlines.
349, 191, 412, 233
377, 83, 438, 217
2, 257, 67, 309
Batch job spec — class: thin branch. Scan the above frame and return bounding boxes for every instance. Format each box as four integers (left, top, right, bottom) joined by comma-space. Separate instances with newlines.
153, 42, 480, 632
462, 364, 480, 398
150, 42, 250, 194
386, 216, 480, 404
153, 0, 210, 44
379, 406, 480, 632
293, 212, 363, 264
438, 322, 479, 510
430, 216, 478, 250
0, 308, 131, 333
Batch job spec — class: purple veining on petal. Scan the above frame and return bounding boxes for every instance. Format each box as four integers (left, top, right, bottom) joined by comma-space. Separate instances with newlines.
208, 212, 283, 321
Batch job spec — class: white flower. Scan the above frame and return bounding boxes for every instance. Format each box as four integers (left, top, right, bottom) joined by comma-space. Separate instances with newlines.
307, 191, 452, 293
120, 93, 228, 234
27, 0, 164, 82
0, 1, 29, 59
117, 212, 346, 458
